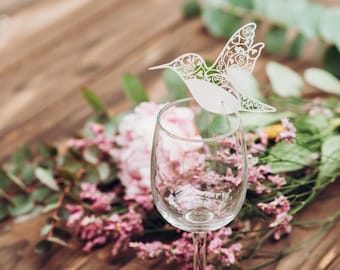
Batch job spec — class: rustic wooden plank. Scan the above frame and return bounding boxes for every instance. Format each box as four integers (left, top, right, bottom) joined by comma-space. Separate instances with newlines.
0, 0, 186, 160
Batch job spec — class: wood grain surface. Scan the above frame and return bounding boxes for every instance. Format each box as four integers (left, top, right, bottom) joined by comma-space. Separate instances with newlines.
0, 0, 339, 269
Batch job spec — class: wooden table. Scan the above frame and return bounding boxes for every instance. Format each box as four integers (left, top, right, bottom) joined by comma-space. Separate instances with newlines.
0, 0, 339, 269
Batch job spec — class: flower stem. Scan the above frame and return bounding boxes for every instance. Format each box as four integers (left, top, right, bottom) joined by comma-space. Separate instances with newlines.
193, 232, 207, 270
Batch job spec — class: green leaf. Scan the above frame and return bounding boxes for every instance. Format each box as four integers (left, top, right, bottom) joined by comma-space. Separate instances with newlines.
32, 187, 50, 202
19, 145, 33, 161
82, 88, 107, 114
183, 0, 201, 18
320, 8, 340, 51
208, 115, 231, 135
7, 171, 27, 191
0, 201, 8, 220
266, 62, 303, 97
241, 111, 295, 130
8, 194, 34, 216
268, 142, 314, 173
323, 46, 340, 77
57, 207, 70, 222
35, 168, 60, 191
163, 70, 187, 100
35, 240, 53, 254
83, 146, 100, 164
304, 68, 340, 95
318, 135, 340, 181
297, 3, 324, 39
230, 0, 253, 9
288, 34, 307, 59
11, 151, 24, 172
22, 165, 36, 185
202, 8, 241, 38
43, 203, 59, 213
0, 170, 11, 190
228, 67, 263, 100
265, 26, 286, 54
40, 223, 52, 236
97, 162, 111, 182
38, 144, 58, 159
121, 73, 148, 104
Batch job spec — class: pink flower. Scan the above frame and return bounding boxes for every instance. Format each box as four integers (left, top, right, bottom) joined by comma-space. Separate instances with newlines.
267, 175, 286, 189
276, 118, 296, 143
130, 241, 164, 259
113, 102, 200, 198
257, 195, 293, 240
80, 183, 117, 212
66, 204, 84, 227
68, 123, 114, 153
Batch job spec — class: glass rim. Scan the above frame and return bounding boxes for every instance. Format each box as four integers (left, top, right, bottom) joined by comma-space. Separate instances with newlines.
157, 97, 242, 143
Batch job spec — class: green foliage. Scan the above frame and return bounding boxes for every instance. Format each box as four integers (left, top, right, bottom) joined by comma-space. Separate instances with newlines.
163, 70, 187, 100
8, 194, 34, 216
304, 68, 340, 95
267, 142, 313, 173
35, 167, 60, 191
266, 62, 303, 97
195, 0, 340, 75
183, 0, 201, 18
122, 73, 148, 105
241, 112, 295, 130
318, 136, 340, 182
82, 88, 107, 114
202, 8, 240, 38
265, 26, 286, 54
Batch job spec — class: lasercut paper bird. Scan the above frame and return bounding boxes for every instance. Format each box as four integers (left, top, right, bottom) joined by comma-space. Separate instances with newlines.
149, 23, 276, 114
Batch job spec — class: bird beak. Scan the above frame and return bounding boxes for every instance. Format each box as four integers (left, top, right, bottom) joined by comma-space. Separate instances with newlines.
148, 63, 170, 70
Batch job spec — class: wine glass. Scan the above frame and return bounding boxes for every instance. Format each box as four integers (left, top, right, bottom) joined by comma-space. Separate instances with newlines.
151, 97, 248, 270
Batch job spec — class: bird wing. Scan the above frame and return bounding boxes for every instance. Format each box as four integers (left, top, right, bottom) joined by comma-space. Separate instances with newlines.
239, 95, 276, 112
209, 23, 264, 75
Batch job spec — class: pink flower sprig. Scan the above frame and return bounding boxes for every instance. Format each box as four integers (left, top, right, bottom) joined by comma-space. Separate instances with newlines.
66, 204, 143, 254
67, 123, 114, 153
276, 118, 296, 143
257, 195, 293, 240
131, 228, 242, 269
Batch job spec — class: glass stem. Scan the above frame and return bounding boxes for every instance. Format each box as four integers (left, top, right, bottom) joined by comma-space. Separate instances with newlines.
193, 232, 207, 270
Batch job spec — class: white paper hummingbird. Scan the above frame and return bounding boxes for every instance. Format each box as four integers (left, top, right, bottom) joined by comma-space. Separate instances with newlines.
149, 23, 276, 114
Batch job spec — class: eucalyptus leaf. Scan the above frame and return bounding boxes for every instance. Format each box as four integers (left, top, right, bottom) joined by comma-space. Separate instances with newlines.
323, 46, 340, 77
228, 67, 263, 100
183, 0, 201, 18
318, 135, 340, 181
35, 168, 60, 191
320, 8, 340, 51
7, 171, 27, 191
0, 170, 11, 189
288, 34, 307, 59
83, 146, 100, 164
304, 68, 340, 95
0, 201, 8, 220
265, 26, 286, 54
8, 194, 34, 216
266, 62, 303, 97
241, 112, 295, 130
43, 203, 59, 213
82, 88, 107, 114
40, 223, 52, 236
22, 165, 36, 185
32, 187, 50, 203
121, 73, 148, 104
202, 8, 241, 38
267, 142, 313, 173
97, 162, 111, 182
163, 69, 187, 100
296, 3, 324, 39
230, 0, 253, 9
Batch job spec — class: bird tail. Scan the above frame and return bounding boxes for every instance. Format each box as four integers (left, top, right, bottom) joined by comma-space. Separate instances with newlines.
239, 95, 276, 112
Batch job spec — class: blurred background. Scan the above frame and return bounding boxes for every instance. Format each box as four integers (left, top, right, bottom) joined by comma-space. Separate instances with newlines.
0, 0, 339, 160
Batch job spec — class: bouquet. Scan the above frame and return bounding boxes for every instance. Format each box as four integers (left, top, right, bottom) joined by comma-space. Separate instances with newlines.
1, 62, 339, 269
